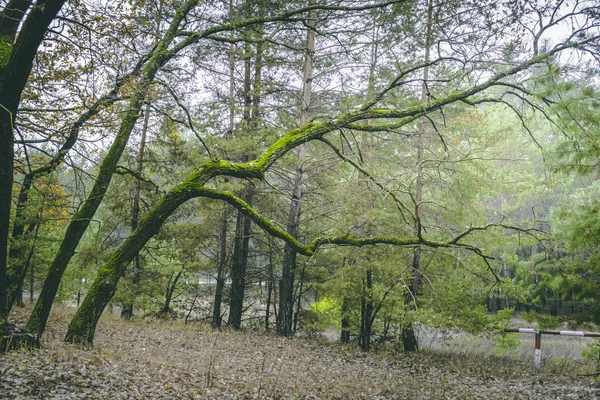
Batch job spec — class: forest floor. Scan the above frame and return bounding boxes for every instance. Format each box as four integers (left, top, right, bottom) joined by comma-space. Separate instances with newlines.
1, 305, 599, 399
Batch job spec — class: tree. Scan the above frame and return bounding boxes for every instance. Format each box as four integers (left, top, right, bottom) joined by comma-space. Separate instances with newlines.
277, 0, 317, 337
0, 0, 68, 333
0, 0, 596, 351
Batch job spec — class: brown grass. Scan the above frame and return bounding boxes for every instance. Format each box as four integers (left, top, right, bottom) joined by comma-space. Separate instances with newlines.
1, 304, 598, 399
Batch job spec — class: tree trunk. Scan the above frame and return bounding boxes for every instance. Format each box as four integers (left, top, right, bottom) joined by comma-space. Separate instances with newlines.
211, 208, 228, 328
277, 0, 316, 337
213, 9, 235, 328
292, 264, 305, 334
360, 269, 373, 352
121, 106, 150, 320
341, 296, 351, 344
402, 0, 433, 353
227, 185, 254, 330
13, 221, 39, 308
0, 0, 68, 326
29, 252, 34, 304
265, 248, 274, 331
227, 18, 263, 329
65, 179, 200, 344
27, 0, 198, 338
159, 268, 183, 316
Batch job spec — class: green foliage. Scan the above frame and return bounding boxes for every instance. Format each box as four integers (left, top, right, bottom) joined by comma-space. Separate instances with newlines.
305, 296, 342, 332
521, 311, 559, 330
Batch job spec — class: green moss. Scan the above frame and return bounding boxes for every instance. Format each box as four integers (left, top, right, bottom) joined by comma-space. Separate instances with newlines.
0, 35, 12, 69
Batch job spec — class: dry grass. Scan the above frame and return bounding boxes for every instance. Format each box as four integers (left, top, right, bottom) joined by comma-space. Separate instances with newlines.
1, 305, 599, 399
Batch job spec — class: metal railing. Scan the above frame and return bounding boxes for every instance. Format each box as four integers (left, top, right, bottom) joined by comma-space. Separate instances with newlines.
504, 328, 600, 369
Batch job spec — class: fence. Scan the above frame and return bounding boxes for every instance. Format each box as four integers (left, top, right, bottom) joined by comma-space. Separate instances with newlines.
504, 328, 600, 369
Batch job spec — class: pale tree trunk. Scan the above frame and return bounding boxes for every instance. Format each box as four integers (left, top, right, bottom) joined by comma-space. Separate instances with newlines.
292, 264, 305, 334
121, 106, 150, 320
402, 0, 433, 353
277, 0, 316, 337
227, 38, 253, 330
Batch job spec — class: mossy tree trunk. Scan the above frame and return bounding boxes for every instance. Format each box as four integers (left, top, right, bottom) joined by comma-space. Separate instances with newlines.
6, 81, 128, 313
59, 39, 566, 345
0, 0, 68, 325
27, 0, 200, 338
64, 178, 201, 343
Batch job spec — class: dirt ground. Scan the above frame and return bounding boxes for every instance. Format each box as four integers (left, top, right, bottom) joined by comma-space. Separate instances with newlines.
1, 306, 599, 399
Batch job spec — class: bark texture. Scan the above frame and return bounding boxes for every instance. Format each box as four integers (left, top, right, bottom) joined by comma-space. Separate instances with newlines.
277, 0, 316, 336
121, 107, 150, 320
402, 0, 433, 353
28, 0, 199, 338
0, 0, 68, 324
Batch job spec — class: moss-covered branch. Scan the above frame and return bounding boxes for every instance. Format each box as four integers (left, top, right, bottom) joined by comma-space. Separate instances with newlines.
63, 30, 573, 344
27, 0, 200, 339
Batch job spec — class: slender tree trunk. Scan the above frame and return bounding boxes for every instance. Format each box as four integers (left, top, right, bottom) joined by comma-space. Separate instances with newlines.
6, 174, 34, 310
292, 264, 305, 334
277, 0, 316, 337
402, 0, 433, 353
121, 107, 150, 320
228, 185, 254, 330
227, 41, 252, 330
213, 11, 235, 328
212, 208, 228, 328
227, 17, 264, 329
159, 268, 183, 316
29, 252, 34, 304
341, 296, 351, 344
265, 248, 273, 331
360, 269, 373, 351
27, 0, 198, 338
0, 114, 12, 324
14, 221, 40, 307
0, 0, 68, 326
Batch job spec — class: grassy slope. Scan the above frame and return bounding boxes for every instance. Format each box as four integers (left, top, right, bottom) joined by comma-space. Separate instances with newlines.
1, 305, 598, 399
